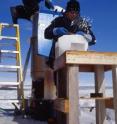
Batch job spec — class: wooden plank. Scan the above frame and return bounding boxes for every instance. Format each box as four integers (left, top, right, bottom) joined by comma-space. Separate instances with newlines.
66, 51, 117, 65
54, 53, 66, 70
67, 65, 80, 124
112, 65, 117, 124
80, 96, 113, 100
105, 97, 114, 109
54, 98, 69, 113
56, 67, 68, 98
78, 65, 112, 72
44, 68, 56, 99
54, 51, 117, 71
55, 67, 68, 124
54, 97, 114, 111
56, 111, 67, 124
94, 65, 106, 124
80, 96, 114, 109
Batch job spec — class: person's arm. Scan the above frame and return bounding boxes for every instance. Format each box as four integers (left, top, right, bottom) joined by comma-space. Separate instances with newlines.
44, 17, 69, 40
45, 25, 69, 40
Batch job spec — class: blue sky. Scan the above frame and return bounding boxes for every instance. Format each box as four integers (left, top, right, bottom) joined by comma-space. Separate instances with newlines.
0, 0, 117, 53
0, 0, 117, 86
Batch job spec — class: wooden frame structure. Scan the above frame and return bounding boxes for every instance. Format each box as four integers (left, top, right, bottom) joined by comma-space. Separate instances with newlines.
54, 51, 117, 124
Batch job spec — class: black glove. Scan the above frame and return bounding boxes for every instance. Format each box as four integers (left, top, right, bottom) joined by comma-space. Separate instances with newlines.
88, 29, 96, 46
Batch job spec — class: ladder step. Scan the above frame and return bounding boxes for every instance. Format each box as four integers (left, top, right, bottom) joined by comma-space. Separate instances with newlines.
0, 23, 24, 110
0, 82, 19, 86
0, 65, 20, 69
0, 87, 17, 90
0, 50, 19, 54
0, 36, 17, 40
0, 23, 18, 27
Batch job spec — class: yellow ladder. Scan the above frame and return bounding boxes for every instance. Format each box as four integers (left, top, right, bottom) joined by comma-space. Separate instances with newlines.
0, 23, 25, 111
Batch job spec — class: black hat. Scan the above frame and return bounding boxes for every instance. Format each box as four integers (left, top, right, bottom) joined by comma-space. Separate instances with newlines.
66, 0, 80, 12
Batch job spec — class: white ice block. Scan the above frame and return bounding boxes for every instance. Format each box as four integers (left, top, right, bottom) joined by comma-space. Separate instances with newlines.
55, 34, 89, 58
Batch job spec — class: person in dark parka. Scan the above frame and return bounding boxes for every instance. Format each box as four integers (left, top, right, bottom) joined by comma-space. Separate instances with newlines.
44, 0, 96, 69
10, 0, 54, 24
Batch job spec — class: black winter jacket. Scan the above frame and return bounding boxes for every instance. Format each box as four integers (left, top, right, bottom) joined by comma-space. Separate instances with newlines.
44, 15, 96, 43
45, 16, 78, 41
44, 15, 96, 68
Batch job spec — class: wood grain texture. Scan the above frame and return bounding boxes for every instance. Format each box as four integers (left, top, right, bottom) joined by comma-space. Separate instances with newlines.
67, 66, 80, 124
112, 65, 117, 124
95, 65, 106, 124
55, 51, 117, 71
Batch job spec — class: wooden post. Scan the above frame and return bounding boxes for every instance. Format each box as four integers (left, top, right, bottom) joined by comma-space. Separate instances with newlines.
54, 51, 117, 124
55, 67, 68, 124
112, 65, 117, 124
44, 68, 56, 99
67, 65, 80, 124
95, 65, 106, 124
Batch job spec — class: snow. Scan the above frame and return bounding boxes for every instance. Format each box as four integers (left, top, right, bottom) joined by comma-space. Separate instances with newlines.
0, 86, 115, 124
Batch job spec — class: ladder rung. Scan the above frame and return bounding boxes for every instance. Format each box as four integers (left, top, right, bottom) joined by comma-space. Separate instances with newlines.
0, 36, 17, 40
0, 65, 20, 69
0, 50, 19, 54
0, 23, 24, 110
0, 23, 18, 27
0, 87, 17, 90
0, 82, 19, 86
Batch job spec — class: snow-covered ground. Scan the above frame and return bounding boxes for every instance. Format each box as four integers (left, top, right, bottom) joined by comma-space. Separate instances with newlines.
79, 86, 115, 124
0, 86, 115, 124
0, 85, 47, 124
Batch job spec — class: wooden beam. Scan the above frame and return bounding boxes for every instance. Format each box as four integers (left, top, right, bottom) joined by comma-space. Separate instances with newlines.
105, 97, 114, 109
67, 66, 80, 124
80, 96, 113, 100
54, 98, 69, 113
54, 51, 117, 124
80, 96, 114, 109
54, 51, 117, 71
66, 51, 117, 65
44, 69, 57, 100
112, 65, 117, 124
95, 65, 106, 124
